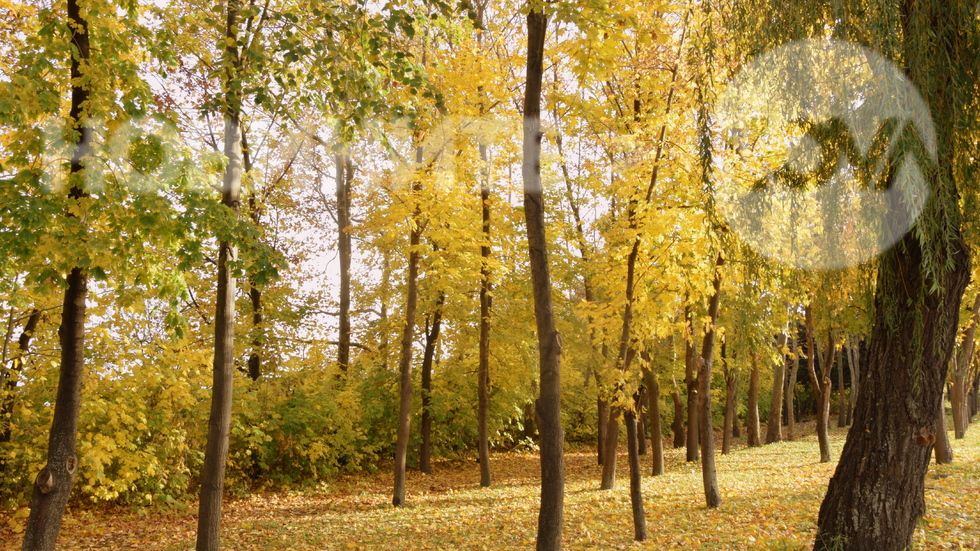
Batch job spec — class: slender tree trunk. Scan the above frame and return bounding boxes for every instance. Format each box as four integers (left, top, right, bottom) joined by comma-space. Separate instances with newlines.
766, 334, 786, 444
836, 347, 847, 428
337, 151, 352, 374
685, 307, 700, 461
625, 408, 647, 541
240, 129, 262, 383
20, 1, 93, 548
393, 146, 425, 507
644, 368, 664, 475
698, 255, 723, 508
747, 350, 761, 447
934, 389, 953, 464
806, 307, 833, 463
522, 9, 563, 549
671, 390, 685, 448
596, 395, 608, 465
847, 337, 860, 426
420, 296, 445, 475
1, 309, 41, 467
477, 141, 493, 487
951, 294, 980, 438
195, 5, 243, 548
722, 341, 735, 455
786, 336, 800, 440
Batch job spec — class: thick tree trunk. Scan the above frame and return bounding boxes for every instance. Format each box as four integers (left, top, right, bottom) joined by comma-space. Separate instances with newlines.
786, 336, 800, 440
20, 2, 92, 548
698, 255, 723, 508
337, 151, 352, 374
393, 147, 425, 507
625, 409, 647, 541
420, 297, 445, 475
766, 334, 786, 444
747, 350, 761, 447
671, 390, 685, 448
1, 309, 41, 464
522, 9, 564, 550
195, 6, 243, 547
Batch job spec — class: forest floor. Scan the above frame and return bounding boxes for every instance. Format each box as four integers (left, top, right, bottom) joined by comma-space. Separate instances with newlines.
2, 421, 979, 550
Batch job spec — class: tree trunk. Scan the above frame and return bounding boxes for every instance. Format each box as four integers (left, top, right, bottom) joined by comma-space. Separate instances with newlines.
522, 9, 564, 549
477, 138, 493, 487
847, 337, 860, 427
806, 307, 833, 464
625, 408, 647, 541
685, 307, 700, 461
934, 389, 952, 464
241, 129, 262, 383
392, 146, 425, 507
766, 334, 786, 444
747, 350, 761, 447
337, 151, 352, 374
596, 395, 608, 465
951, 294, 980, 438
644, 368, 664, 475
195, 5, 243, 547
20, 2, 92, 548
1, 309, 42, 468
420, 296, 445, 475
722, 341, 735, 455
671, 390, 685, 448
698, 255, 723, 508
836, 346, 847, 428
786, 335, 800, 441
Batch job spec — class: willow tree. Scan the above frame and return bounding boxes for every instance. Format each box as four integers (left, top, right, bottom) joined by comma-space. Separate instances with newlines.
810, 1, 978, 549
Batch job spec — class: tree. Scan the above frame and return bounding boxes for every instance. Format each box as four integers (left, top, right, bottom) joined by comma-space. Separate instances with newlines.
815, 1, 976, 547
195, 1, 245, 548
20, 0, 92, 547
805, 305, 832, 464
522, 6, 564, 549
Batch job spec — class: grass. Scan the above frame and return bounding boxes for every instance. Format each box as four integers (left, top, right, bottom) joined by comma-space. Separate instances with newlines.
1, 421, 978, 550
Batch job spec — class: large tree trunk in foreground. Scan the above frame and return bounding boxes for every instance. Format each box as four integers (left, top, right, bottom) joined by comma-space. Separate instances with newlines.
20, 2, 92, 549
698, 256, 723, 509
746, 350, 761, 447
393, 147, 425, 507
815, 3, 972, 542
522, 9, 563, 550
195, 5, 244, 547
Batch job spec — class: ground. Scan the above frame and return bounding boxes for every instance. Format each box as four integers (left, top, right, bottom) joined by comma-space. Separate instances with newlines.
2, 422, 978, 550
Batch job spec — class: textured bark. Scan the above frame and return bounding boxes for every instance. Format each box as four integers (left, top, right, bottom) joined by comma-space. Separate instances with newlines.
644, 369, 663, 475
698, 255, 723, 508
522, 9, 564, 549
336, 152, 352, 374
746, 350, 761, 447
766, 334, 786, 444
671, 390, 685, 448
419, 297, 445, 475
625, 409, 647, 541
195, 5, 243, 547
20, 1, 93, 548
393, 147, 425, 507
